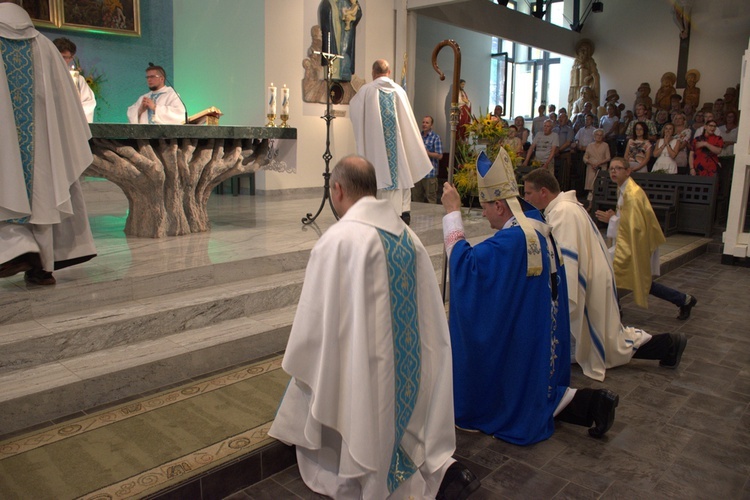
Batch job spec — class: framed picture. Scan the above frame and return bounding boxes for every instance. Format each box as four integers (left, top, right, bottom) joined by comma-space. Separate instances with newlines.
59, 0, 141, 36
22, 0, 58, 28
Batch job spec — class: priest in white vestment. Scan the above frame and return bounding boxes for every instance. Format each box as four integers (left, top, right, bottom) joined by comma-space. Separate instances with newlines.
53, 37, 96, 122
0, 1, 96, 285
523, 168, 687, 380
269, 155, 479, 499
127, 64, 185, 124
349, 59, 432, 224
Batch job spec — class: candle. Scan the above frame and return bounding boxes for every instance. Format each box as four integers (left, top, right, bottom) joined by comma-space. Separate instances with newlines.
267, 83, 277, 116
281, 85, 289, 116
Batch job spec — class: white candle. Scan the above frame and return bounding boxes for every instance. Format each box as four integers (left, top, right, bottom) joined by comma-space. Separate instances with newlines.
267, 83, 277, 116
281, 85, 289, 115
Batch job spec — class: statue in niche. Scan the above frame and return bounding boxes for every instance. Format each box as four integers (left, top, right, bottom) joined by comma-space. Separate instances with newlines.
302, 24, 364, 105
318, 0, 362, 82
633, 82, 653, 117
571, 85, 597, 117
682, 69, 700, 110
655, 72, 677, 110
568, 39, 600, 112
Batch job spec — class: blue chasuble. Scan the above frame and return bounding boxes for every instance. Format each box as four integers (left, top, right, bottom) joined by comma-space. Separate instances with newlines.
377, 228, 420, 493
1, 37, 34, 224
448, 208, 571, 445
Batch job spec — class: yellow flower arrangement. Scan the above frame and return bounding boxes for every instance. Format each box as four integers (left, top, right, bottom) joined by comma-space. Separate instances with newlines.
452, 109, 512, 198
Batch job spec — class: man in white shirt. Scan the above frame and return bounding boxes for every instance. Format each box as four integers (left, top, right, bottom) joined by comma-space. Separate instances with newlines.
127, 64, 186, 124
53, 37, 96, 122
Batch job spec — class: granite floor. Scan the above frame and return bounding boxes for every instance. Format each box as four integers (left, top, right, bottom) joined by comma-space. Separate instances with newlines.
226, 254, 750, 499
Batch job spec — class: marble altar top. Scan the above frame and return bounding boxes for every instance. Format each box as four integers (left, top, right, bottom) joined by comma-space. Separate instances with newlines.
89, 124, 297, 140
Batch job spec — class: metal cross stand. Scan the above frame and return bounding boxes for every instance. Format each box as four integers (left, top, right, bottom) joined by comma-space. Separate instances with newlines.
301, 50, 344, 225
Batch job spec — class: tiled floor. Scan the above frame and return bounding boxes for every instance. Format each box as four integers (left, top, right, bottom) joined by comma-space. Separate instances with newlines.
226, 253, 750, 499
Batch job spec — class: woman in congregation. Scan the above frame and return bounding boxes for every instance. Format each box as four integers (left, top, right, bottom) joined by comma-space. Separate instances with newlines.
689, 120, 724, 177
652, 123, 680, 174
671, 112, 692, 174
600, 102, 620, 157
502, 125, 525, 157
513, 116, 531, 149
624, 121, 652, 172
654, 109, 670, 135
690, 110, 705, 134
583, 128, 610, 209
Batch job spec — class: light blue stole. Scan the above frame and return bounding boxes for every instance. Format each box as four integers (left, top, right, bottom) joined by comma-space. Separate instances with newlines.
378, 90, 399, 191
377, 228, 421, 493
1, 37, 34, 224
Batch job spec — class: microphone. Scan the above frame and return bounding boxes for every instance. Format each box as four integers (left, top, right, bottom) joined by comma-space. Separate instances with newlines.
149, 62, 189, 124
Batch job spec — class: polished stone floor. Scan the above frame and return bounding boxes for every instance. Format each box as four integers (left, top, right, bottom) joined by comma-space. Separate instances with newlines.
227, 253, 750, 499
4, 181, 744, 498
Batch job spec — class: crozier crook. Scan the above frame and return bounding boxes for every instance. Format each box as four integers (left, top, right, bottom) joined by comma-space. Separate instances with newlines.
432, 39, 462, 302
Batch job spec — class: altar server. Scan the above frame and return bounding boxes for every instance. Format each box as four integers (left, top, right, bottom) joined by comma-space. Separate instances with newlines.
0, 0, 96, 285
523, 168, 687, 381
127, 64, 185, 124
53, 37, 96, 122
349, 59, 432, 225
270, 155, 479, 499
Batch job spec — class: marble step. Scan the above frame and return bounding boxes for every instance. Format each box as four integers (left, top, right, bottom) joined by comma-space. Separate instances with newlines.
0, 309, 296, 435
0, 248, 313, 327
0, 268, 308, 375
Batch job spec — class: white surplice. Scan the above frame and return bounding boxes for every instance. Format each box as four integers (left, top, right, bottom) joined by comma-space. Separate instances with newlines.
269, 197, 455, 499
349, 77, 432, 214
126, 86, 185, 124
0, 3, 96, 271
74, 73, 96, 123
545, 191, 650, 381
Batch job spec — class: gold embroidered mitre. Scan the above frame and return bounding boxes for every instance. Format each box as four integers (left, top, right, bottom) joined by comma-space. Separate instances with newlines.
476, 149, 543, 276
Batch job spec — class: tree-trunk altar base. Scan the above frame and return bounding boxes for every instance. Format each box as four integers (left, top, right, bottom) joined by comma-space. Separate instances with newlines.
85, 125, 296, 238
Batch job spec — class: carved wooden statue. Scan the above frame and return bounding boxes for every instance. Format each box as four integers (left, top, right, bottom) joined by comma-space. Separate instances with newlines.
655, 72, 677, 110
568, 39, 600, 112
682, 69, 701, 109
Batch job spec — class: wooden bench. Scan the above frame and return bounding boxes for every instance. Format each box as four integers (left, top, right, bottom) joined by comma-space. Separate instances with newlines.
592, 174, 679, 236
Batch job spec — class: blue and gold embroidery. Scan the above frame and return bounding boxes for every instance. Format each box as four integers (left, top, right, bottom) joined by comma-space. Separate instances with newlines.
377, 229, 420, 493
379, 90, 399, 191
1, 38, 35, 224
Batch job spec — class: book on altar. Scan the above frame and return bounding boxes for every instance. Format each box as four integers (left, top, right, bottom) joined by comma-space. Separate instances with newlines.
188, 106, 223, 125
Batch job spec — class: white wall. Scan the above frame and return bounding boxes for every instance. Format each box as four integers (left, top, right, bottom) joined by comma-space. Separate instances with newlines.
412, 15, 493, 144
582, 0, 749, 111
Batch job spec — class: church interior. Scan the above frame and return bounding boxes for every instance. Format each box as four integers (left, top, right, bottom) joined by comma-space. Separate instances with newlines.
1, 0, 750, 498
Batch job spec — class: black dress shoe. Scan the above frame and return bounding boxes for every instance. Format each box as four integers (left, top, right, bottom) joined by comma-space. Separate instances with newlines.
24, 269, 56, 286
588, 389, 619, 438
436, 461, 480, 500
677, 295, 697, 320
401, 211, 411, 226
660, 332, 687, 368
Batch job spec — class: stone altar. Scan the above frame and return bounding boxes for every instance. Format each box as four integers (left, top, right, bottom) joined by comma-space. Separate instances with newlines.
86, 124, 297, 238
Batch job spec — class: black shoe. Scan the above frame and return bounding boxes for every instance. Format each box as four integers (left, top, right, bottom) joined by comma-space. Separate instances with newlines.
24, 269, 56, 286
660, 332, 687, 369
437, 461, 480, 500
677, 295, 697, 320
588, 389, 619, 438
401, 212, 411, 226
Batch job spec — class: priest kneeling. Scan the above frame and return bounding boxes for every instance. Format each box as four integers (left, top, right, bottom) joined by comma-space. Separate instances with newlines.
442, 149, 619, 445
269, 155, 479, 499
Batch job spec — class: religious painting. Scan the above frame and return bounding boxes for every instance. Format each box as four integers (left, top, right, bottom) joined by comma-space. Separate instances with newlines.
59, 0, 141, 36
22, 0, 58, 28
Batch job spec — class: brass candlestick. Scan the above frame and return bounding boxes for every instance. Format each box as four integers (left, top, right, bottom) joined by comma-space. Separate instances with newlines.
266, 113, 277, 127
279, 114, 290, 128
